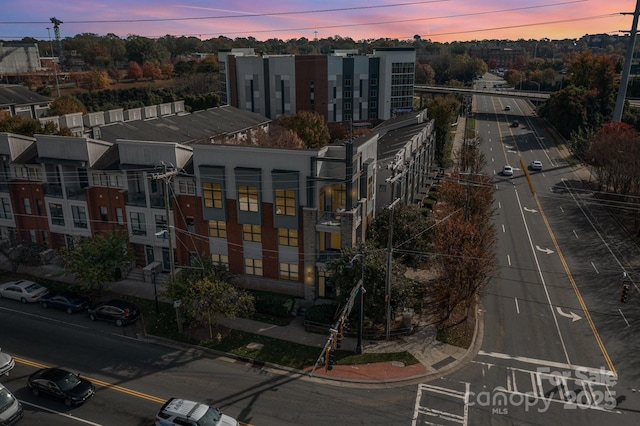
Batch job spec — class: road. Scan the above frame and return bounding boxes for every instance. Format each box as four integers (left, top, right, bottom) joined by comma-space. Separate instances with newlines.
412, 75, 640, 425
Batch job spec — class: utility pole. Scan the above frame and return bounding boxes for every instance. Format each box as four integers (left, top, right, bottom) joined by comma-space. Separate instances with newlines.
49, 17, 64, 70
46, 27, 60, 98
613, 0, 640, 121
385, 175, 402, 339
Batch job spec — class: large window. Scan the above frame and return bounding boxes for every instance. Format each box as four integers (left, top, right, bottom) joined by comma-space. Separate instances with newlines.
71, 206, 88, 228
275, 189, 296, 216
208, 220, 227, 238
242, 224, 261, 242
155, 215, 167, 238
203, 182, 223, 208
130, 212, 146, 236
211, 253, 229, 269
116, 208, 124, 225
23, 198, 31, 215
279, 263, 299, 281
178, 179, 195, 195
278, 228, 298, 246
49, 203, 64, 226
0, 198, 11, 219
238, 185, 258, 212
245, 258, 263, 276
186, 216, 195, 233
100, 206, 108, 222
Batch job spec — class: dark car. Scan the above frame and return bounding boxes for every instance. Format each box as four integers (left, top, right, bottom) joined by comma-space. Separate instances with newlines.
87, 299, 140, 326
27, 368, 95, 407
510, 120, 519, 127
41, 292, 90, 314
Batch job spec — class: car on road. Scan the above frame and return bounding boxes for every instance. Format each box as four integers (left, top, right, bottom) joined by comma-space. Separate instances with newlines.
0, 383, 23, 425
0, 280, 48, 303
27, 367, 95, 407
155, 398, 239, 426
502, 165, 514, 176
87, 299, 140, 326
530, 160, 543, 171
0, 349, 15, 376
504, 105, 511, 111
40, 291, 90, 314
510, 120, 519, 127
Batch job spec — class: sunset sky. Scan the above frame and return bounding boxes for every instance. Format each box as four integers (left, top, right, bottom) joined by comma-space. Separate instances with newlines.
0, 0, 636, 43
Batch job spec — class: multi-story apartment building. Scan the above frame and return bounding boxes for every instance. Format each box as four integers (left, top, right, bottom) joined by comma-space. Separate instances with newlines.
218, 47, 416, 123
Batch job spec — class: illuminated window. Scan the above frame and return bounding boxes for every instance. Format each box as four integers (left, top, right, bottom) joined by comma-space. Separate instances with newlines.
275, 189, 296, 216
278, 228, 298, 246
245, 258, 263, 276
211, 253, 229, 269
208, 220, 227, 238
238, 185, 258, 212
242, 224, 261, 242
203, 182, 223, 208
279, 263, 299, 281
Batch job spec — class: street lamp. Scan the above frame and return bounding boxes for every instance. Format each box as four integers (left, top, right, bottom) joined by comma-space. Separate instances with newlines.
347, 253, 366, 354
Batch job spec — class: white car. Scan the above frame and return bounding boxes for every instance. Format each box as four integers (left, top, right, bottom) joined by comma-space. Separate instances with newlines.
0, 349, 15, 376
502, 165, 514, 176
0, 383, 23, 425
530, 160, 543, 171
155, 398, 239, 426
0, 279, 49, 303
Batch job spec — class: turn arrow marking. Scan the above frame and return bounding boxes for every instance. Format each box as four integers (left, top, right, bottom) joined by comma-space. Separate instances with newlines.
535, 245, 554, 255
556, 307, 582, 322
523, 207, 538, 213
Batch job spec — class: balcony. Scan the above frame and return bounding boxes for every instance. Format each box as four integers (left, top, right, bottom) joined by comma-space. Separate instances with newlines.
317, 210, 342, 227
126, 192, 147, 207
43, 183, 63, 198
66, 186, 87, 201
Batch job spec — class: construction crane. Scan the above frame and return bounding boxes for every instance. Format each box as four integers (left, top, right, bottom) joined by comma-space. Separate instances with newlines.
49, 17, 63, 70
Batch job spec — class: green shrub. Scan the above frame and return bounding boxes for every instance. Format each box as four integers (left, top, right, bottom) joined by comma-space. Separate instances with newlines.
304, 303, 338, 324
251, 290, 295, 317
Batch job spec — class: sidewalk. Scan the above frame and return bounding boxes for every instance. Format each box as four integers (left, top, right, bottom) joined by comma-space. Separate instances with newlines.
1, 259, 479, 384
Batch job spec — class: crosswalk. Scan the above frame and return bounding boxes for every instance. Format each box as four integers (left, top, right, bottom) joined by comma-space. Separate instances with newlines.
412, 353, 620, 425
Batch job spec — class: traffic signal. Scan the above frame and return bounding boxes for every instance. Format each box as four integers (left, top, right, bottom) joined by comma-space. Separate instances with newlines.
327, 348, 335, 371
620, 282, 631, 303
336, 333, 343, 349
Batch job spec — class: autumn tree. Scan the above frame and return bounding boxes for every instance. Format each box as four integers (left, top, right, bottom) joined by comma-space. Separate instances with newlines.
83, 70, 111, 92
415, 62, 436, 84
273, 110, 330, 148
251, 124, 305, 149
142, 60, 162, 81
60, 232, 134, 294
48, 95, 87, 116
160, 63, 175, 79
426, 95, 461, 167
127, 61, 143, 81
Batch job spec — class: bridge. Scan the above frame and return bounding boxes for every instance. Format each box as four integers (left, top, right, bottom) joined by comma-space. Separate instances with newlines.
414, 84, 551, 101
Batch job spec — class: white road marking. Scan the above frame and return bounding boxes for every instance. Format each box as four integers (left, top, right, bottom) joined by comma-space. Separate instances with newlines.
573, 230, 579, 238
515, 297, 520, 314
619, 309, 630, 327
507, 255, 511, 266
20, 401, 103, 425
591, 262, 599, 273
502, 224, 505, 233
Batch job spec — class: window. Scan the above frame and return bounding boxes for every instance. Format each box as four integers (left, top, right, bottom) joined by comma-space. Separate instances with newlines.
278, 228, 298, 246
92, 173, 107, 186
37, 199, 43, 216
100, 206, 108, 222
49, 203, 64, 226
23, 198, 31, 215
238, 185, 258, 212
280, 263, 299, 281
367, 175, 373, 200
369, 101, 377, 108
28, 166, 42, 181
370, 78, 378, 86
115, 208, 124, 225
370, 90, 377, 97
344, 102, 351, 111
109, 174, 123, 188
242, 224, 261, 242
155, 215, 167, 238
245, 258, 263, 276
178, 180, 195, 195
344, 91, 352, 99
203, 182, 223, 208
275, 189, 296, 216
344, 78, 352, 87
72, 206, 87, 228
208, 220, 227, 238
211, 253, 229, 269
130, 212, 146, 236
186, 216, 195, 233
29, 230, 36, 243
0, 198, 11, 219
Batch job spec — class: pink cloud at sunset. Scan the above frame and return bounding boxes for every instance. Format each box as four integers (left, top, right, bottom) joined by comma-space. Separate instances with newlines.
0, 0, 636, 42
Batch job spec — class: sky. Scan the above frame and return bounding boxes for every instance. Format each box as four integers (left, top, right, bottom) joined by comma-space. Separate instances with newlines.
0, 0, 637, 43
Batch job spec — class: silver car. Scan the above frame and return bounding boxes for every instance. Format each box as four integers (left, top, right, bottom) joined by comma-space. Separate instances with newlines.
0, 349, 15, 376
0, 383, 23, 425
0, 280, 49, 303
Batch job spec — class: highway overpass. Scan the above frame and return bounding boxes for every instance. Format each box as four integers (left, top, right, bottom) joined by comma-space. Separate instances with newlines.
414, 84, 551, 101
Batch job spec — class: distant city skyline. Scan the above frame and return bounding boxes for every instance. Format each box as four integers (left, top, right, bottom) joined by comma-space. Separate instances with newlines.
0, 0, 636, 44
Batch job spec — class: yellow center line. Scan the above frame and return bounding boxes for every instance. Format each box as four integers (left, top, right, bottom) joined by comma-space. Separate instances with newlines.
15, 357, 167, 404
523, 179, 617, 376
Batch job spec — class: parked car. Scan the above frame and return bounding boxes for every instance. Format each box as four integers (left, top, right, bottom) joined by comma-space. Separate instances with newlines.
155, 398, 239, 426
41, 292, 90, 314
530, 160, 543, 171
502, 165, 514, 176
510, 120, 519, 127
0, 280, 48, 303
87, 300, 140, 327
27, 368, 95, 407
0, 383, 23, 425
0, 349, 15, 376
504, 105, 511, 111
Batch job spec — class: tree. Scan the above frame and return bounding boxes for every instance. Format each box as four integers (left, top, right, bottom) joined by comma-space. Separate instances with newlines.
0, 241, 46, 274
426, 95, 460, 167
127, 61, 143, 81
83, 70, 111, 92
0, 111, 72, 137
60, 232, 134, 294
142, 60, 162, 81
273, 111, 330, 148
48, 95, 87, 116
251, 125, 305, 149
164, 258, 254, 339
